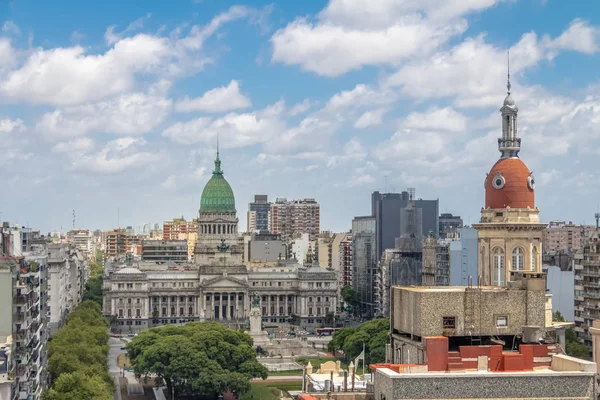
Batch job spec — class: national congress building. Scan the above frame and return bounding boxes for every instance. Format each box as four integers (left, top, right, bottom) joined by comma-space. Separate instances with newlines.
102, 150, 337, 332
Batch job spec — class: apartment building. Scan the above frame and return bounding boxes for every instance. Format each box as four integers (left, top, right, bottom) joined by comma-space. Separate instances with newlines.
162, 218, 198, 259
421, 234, 450, 286
0, 253, 48, 400
544, 220, 594, 253
573, 229, 600, 352
270, 198, 320, 242
105, 229, 144, 258
338, 234, 352, 289
47, 244, 88, 334
68, 229, 92, 254
247, 195, 271, 233
141, 240, 188, 262
438, 213, 463, 238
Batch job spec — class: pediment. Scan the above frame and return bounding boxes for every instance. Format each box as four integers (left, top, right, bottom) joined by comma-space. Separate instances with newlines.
201, 275, 248, 288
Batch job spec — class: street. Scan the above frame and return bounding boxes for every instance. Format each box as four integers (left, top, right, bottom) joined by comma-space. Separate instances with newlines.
108, 337, 125, 400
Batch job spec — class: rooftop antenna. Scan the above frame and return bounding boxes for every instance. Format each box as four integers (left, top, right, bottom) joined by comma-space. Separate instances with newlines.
72, 209, 75, 230
595, 209, 600, 231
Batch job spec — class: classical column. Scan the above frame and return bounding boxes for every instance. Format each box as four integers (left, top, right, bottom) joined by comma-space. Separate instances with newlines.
276, 295, 280, 316
267, 295, 271, 317
224, 292, 229, 320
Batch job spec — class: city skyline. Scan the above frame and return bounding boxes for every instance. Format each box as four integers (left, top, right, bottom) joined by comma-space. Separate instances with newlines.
2, 1, 600, 233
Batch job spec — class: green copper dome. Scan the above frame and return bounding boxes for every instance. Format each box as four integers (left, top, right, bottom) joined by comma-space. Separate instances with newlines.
200, 151, 236, 213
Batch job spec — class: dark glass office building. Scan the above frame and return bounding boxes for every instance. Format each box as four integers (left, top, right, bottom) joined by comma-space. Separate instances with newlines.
351, 216, 377, 318
371, 191, 439, 261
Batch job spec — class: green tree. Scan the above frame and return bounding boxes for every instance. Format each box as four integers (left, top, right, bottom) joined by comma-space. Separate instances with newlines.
553, 311, 590, 360
82, 275, 103, 307
341, 285, 358, 308
327, 327, 356, 354
44, 371, 113, 400
327, 318, 389, 365
44, 302, 113, 400
128, 322, 267, 397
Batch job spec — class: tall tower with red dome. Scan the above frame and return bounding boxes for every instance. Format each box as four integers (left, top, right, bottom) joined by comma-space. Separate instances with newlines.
473, 64, 546, 287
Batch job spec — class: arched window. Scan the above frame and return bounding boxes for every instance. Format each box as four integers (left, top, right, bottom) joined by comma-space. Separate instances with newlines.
493, 248, 505, 286
512, 247, 524, 271
531, 246, 537, 271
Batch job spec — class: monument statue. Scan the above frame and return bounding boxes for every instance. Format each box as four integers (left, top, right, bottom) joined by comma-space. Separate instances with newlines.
252, 292, 261, 308
216, 238, 230, 252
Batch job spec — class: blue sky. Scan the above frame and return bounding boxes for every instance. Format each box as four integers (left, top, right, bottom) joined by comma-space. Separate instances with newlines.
2, 0, 600, 233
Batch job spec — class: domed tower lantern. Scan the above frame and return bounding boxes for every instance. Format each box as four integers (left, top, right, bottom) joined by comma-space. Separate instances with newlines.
473, 53, 546, 287
195, 140, 242, 266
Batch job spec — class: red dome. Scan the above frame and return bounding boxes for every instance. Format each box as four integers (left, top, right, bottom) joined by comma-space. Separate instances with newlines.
485, 158, 534, 209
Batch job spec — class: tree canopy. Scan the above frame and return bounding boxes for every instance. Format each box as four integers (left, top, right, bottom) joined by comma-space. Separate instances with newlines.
82, 262, 104, 307
553, 311, 590, 359
327, 318, 389, 365
341, 285, 358, 308
128, 322, 268, 398
44, 301, 113, 400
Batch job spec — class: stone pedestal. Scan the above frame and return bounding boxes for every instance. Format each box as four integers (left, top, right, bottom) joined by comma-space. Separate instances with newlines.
249, 306, 269, 346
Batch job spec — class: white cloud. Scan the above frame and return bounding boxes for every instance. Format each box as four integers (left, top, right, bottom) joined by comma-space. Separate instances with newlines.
325, 84, 396, 110
0, 38, 16, 70
354, 109, 386, 129
0, 6, 258, 107
37, 92, 172, 138
163, 102, 284, 148
51, 137, 95, 153
402, 107, 467, 132
345, 167, 376, 188
387, 19, 600, 108
177, 5, 253, 50
1, 35, 172, 106
320, 0, 502, 28
161, 175, 177, 189
2, 21, 20, 36
544, 18, 599, 56
70, 31, 86, 43
104, 13, 152, 45
272, 17, 466, 77
270, 0, 508, 77
377, 129, 448, 165
0, 118, 25, 133
69, 137, 161, 174
327, 138, 367, 167
289, 99, 317, 116
175, 80, 251, 113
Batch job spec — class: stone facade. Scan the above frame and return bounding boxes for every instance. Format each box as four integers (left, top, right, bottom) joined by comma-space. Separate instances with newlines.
473, 208, 545, 287
389, 276, 549, 364
373, 368, 596, 400
102, 151, 337, 332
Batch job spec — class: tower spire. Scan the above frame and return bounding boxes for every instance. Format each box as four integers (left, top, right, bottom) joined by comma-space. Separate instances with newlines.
507, 50, 511, 95
498, 48, 520, 158
213, 134, 222, 174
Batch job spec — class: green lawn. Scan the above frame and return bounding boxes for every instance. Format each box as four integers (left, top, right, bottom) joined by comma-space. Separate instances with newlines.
241, 381, 301, 400
296, 357, 348, 370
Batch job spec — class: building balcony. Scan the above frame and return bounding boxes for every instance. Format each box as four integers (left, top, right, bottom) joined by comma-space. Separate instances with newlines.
583, 281, 600, 288
584, 292, 600, 299
581, 269, 600, 277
